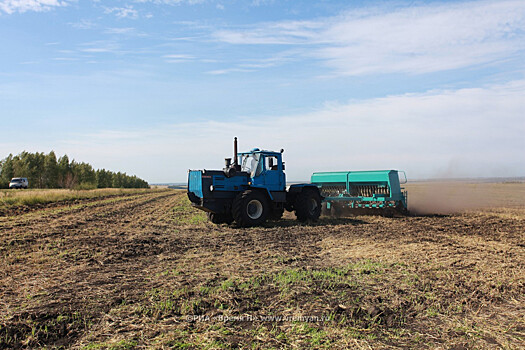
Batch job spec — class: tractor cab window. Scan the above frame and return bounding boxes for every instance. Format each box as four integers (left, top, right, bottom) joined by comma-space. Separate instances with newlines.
241, 153, 263, 177
265, 156, 279, 171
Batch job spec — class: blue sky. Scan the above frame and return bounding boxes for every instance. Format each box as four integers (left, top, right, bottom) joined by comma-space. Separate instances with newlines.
1, 0, 524, 182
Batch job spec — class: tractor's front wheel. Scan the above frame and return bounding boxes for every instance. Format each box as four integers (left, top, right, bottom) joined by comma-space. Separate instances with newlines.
294, 188, 322, 222
232, 190, 269, 227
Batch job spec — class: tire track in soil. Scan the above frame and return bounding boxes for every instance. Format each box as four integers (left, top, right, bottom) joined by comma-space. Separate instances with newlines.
0, 190, 187, 349
0, 191, 157, 218
0, 192, 164, 237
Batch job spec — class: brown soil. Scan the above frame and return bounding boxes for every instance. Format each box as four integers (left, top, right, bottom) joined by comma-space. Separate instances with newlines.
0, 189, 523, 349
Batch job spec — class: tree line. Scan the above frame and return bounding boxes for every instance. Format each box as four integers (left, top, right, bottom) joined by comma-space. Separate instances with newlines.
0, 151, 149, 189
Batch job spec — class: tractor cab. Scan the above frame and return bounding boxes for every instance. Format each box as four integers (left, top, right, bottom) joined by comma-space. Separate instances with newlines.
238, 149, 286, 192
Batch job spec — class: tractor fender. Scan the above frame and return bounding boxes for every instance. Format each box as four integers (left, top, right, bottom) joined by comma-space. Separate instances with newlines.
287, 183, 319, 194
248, 186, 274, 201
285, 184, 322, 209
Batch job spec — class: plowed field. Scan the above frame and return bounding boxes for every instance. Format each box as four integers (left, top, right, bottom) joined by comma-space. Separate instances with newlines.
1, 186, 523, 349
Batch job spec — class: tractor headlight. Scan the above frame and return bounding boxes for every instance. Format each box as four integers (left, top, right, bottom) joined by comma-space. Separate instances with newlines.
210, 185, 214, 192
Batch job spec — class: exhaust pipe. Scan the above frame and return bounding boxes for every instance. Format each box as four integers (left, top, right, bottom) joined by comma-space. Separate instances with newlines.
224, 137, 239, 178
233, 137, 238, 168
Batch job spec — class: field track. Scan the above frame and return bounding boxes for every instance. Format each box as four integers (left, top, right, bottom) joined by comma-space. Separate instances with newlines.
0, 189, 523, 349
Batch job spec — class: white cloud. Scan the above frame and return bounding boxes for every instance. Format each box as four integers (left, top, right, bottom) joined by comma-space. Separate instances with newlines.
238, 51, 297, 68
78, 40, 121, 54
213, 20, 320, 45
56, 80, 525, 182
212, 0, 525, 75
205, 68, 254, 75
69, 19, 95, 30
135, 0, 205, 4
105, 27, 136, 35
251, 0, 274, 6
0, 0, 69, 14
80, 47, 114, 53
163, 54, 194, 59
163, 53, 195, 63
104, 5, 139, 20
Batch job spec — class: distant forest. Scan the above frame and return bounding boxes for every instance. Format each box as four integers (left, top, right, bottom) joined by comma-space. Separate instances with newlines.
0, 151, 149, 189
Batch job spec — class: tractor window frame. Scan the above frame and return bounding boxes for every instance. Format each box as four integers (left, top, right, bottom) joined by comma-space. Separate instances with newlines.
241, 153, 263, 177
265, 155, 279, 171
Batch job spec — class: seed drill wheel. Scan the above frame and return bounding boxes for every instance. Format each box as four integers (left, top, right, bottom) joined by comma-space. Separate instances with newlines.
232, 190, 269, 227
327, 202, 344, 218
207, 212, 234, 225
294, 188, 322, 222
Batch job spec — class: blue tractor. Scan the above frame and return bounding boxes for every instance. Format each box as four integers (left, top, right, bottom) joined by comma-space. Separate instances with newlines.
187, 137, 322, 227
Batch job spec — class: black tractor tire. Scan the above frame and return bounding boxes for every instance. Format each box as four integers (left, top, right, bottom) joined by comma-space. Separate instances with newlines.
232, 190, 269, 227
207, 212, 234, 225
269, 207, 284, 221
294, 188, 322, 222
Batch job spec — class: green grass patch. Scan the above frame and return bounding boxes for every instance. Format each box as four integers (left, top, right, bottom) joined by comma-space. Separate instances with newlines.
135, 259, 482, 348
170, 195, 207, 225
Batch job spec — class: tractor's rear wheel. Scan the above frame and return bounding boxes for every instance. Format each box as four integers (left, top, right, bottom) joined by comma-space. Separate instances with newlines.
294, 188, 322, 222
207, 212, 234, 225
232, 190, 269, 227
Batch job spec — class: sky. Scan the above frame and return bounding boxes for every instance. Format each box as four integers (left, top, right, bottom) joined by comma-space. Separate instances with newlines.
1, 0, 524, 183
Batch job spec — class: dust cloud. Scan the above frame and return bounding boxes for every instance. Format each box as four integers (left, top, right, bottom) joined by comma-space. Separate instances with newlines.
407, 182, 501, 215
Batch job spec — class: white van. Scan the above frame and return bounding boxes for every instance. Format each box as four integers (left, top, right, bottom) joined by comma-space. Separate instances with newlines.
9, 177, 29, 189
